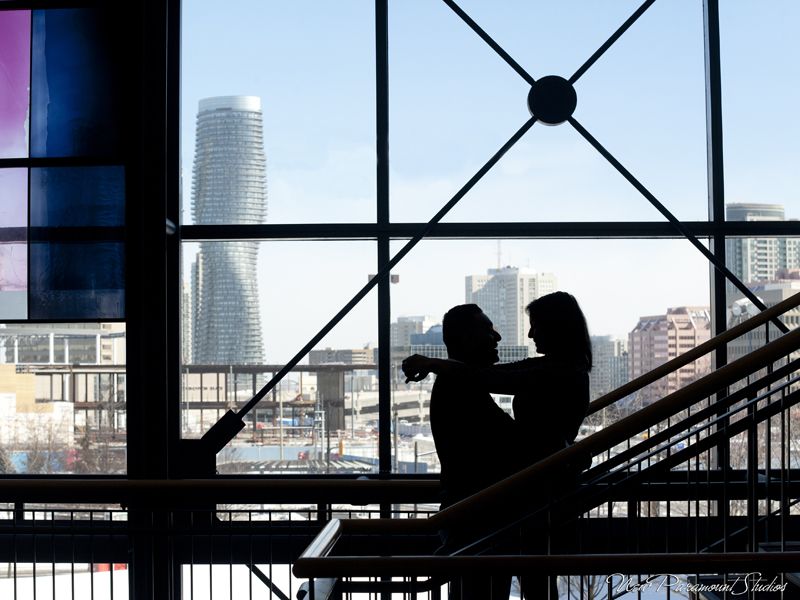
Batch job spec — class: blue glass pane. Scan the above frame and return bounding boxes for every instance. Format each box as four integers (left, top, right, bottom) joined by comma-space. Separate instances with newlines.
31, 9, 122, 158
30, 242, 124, 320
30, 166, 125, 227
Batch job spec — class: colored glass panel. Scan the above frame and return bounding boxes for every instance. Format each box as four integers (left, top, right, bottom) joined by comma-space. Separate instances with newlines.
0, 10, 31, 158
30, 242, 124, 320
0, 244, 27, 319
0, 168, 27, 229
31, 9, 122, 158
30, 166, 125, 227
0, 168, 27, 319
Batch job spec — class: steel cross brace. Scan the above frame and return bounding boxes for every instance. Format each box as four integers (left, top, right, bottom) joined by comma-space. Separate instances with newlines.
192, 0, 785, 463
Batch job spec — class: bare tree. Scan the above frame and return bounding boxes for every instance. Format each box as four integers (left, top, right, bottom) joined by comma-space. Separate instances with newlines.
0, 444, 14, 474
23, 414, 66, 474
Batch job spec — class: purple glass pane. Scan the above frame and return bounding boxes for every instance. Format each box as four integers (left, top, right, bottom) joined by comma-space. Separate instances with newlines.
0, 168, 28, 229
0, 10, 31, 158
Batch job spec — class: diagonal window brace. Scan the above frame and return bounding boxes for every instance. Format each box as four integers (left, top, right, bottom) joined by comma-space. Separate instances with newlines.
199, 0, 786, 457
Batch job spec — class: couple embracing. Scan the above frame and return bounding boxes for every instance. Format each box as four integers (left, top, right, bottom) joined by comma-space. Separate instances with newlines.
402, 291, 592, 600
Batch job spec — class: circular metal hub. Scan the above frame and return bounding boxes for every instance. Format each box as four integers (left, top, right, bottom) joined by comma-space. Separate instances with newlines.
527, 75, 577, 125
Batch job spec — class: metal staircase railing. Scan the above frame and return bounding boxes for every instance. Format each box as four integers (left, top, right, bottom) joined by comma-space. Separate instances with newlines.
293, 298, 800, 597
586, 289, 800, 417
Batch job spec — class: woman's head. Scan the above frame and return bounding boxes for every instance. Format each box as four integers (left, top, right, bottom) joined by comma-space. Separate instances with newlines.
526, 291, 592, 371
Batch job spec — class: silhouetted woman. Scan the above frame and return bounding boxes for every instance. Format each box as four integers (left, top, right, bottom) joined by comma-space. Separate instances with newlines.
402, 291, 592, 599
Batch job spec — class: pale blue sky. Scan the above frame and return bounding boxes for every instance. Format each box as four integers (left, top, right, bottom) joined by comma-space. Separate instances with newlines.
181, 0, 799, 362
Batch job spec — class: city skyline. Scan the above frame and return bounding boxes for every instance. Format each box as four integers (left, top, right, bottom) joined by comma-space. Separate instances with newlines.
180, 2, 799, 364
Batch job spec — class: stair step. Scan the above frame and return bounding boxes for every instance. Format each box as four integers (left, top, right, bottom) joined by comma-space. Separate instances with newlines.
759, 542, 800, 593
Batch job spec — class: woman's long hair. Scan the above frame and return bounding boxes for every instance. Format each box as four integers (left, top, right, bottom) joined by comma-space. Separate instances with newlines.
526, 291, 592, 371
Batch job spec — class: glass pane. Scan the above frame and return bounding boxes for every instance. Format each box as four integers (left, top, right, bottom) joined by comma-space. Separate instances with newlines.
30, 166, 125, 227
721, 2, 799, 219
181, 1, 376, 224
0, 323, 126, 474
190, 97, 267, 227
0, 10, 30, 158
0, 169, 27, 319
725, 234, 800, 362
389, 0, 707, 222
182, 565, 299, 600
181, 241, 377, 474
31, 9, 123, 158
29, 243, 124, 320
0, 244, 26, 319
0, 563, 128, 598
0, 168, 27, 227
390, 238, 711, 473
726, 208, 800, 285
189, 241, 265, 365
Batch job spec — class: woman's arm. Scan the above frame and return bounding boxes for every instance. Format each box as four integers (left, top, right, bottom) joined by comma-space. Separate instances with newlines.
401, 354, 468, 382
402, 354, 556, 394
474, 358, 579, 395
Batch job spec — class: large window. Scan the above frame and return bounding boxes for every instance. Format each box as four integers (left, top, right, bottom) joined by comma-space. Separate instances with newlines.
176, 0, 799, 476
0, 6, 128, 475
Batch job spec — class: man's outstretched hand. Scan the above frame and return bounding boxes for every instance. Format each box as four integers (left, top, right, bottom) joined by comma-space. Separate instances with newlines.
402, 354, 431, 383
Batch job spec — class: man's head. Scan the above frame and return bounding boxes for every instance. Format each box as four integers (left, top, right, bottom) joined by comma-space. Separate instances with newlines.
442, 304, 501, 366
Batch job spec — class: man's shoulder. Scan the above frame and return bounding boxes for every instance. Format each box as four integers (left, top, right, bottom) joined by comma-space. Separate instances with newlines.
432, 373, 460, 392
431, 375, 495, 417
432, 373, 482, 397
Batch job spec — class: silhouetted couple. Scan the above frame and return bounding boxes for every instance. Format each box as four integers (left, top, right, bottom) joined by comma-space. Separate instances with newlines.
402, 291, 592, 600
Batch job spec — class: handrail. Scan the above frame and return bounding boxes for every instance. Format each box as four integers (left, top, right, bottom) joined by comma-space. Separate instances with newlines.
444, 385, 800, 560
573, 388, 800, 517
0, 478, 439, 504
298, 325, 800, 543
588, 290, 800, 415
584, 359, 800, 479
298, 519, 342, 562
294, 551, 800, 578
432, 326, 800, 529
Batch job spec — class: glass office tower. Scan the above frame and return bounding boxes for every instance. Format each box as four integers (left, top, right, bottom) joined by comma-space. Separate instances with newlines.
191, 96, 266, 365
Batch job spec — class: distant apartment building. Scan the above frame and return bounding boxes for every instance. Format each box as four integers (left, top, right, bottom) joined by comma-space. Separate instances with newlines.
402, 344, 529, 363
628, 307, 711, 404
726, 203, 800, 286
308, 347, 377, 366
390, 316, 438, 348
181, 281, 192, 364
0, 323, 126, 365
191, 96, 267, 366
409, 325, 443, 346
0, 324, 127, 471
390, 339, 529, 386
590, 336, 629, 400
465, 266, 557, 352
727, 277, 800, 362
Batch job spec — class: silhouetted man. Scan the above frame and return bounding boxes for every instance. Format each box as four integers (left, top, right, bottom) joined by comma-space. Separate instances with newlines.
430, 304, 516, 600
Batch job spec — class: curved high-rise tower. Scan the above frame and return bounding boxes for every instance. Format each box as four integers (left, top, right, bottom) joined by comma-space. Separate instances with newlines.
191, 96, 266, 365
